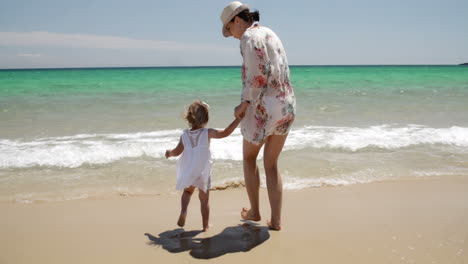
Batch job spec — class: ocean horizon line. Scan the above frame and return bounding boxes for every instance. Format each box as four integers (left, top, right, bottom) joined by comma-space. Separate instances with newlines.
0, 64, 463, 71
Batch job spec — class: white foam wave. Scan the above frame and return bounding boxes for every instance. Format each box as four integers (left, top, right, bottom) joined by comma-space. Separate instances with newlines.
287, 124, 468, 151
1, 125, 467, 168
0, 129, 184, 168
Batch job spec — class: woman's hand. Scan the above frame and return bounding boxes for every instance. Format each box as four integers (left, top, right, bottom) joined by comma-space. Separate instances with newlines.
234, 101, 250, 119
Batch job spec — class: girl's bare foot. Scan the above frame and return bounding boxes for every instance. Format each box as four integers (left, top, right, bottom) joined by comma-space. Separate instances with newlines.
177, 212, 187, 227
266, 219, 281, 231
240, 207, 261, 221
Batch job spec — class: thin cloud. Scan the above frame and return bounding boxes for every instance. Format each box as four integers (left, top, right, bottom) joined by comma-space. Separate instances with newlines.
0, 31, 233, 53
18, 53, 43, 57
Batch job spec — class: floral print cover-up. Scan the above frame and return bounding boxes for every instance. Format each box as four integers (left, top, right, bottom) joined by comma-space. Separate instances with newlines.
240, 25, 296, 145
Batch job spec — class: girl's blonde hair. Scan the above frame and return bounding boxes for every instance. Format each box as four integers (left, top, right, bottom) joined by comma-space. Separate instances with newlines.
185, 100, 209, 129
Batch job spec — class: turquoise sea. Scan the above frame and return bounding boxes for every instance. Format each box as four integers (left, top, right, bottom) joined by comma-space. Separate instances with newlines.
1, 65, 468, 202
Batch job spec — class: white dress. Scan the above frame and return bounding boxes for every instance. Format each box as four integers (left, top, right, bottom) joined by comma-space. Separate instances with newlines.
176, 128, 212, 193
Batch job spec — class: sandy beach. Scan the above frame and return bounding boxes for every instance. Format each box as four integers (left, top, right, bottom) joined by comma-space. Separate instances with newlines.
2, 0, 468, 263
2, 176, 467, 264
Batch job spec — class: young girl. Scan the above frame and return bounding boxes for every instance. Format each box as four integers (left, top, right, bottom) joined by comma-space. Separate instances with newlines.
165, 100, 242, 231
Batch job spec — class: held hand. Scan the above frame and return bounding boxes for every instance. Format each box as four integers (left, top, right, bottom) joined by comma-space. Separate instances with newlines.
165, 150, 170, 159
234, 106, 245, 119
234, 102, 248, 119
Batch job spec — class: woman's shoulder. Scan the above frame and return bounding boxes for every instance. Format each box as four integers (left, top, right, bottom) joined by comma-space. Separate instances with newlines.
260, 26, 280, 40
242, 26, 278, 43
241, 28, 255, 42
243, 25, 266, 38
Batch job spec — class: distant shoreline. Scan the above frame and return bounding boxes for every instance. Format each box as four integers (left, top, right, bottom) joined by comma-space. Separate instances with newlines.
0, 64, 462, 71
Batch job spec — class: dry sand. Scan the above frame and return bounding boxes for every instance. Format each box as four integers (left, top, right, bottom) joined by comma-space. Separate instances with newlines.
2, 177, 467, 263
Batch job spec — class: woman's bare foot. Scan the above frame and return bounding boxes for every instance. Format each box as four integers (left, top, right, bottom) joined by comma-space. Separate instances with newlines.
177, 212, 187, 227
241, 207, 261, 221
202, 224, 212, 232
266, 220, 281, 231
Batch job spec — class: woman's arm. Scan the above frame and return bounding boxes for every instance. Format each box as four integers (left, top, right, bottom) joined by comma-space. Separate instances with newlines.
240, 34, 268, 103
165, 136, 184, 158
235, 34, 268, 118
208, 118, 242, 139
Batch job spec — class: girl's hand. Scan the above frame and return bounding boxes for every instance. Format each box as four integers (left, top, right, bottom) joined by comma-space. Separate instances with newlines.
234, 105, 245, 119
165, 150, 171, 159
234, 102, 249, 119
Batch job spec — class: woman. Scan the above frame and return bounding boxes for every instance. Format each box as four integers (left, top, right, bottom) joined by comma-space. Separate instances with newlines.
220, 1, 296, 230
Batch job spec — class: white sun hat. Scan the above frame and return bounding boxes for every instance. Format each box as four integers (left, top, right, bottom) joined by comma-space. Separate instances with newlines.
220, 1, 249, 37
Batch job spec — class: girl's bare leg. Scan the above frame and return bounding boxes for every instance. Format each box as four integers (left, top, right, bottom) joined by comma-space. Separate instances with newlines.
263, 134, 288, 231
241, 139, 263, 221
199, 189, 210, 231
178, 186, 195, 227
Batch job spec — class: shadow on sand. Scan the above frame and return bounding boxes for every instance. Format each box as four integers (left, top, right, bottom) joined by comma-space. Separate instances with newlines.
145, 223, 270, 259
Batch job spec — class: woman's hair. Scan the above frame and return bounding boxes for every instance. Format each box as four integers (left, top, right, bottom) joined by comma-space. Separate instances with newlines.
231, 9, 260, 23
185, 100, 209, 129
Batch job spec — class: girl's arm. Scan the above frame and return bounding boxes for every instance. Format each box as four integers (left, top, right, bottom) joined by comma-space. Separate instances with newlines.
208, 118, 242, 139
165, 136, 184, 158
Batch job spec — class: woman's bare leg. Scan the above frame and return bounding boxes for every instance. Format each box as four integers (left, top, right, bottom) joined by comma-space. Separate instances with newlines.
178, 186, 195, 227
241, 139, 263, 221
263, 134, 288, 230
199, 189, 210, 231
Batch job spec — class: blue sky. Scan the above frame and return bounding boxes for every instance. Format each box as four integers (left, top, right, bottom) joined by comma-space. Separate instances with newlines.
0, 0, 467, 68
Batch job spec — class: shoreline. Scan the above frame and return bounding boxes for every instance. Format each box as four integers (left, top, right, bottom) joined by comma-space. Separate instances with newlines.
2, 174, 466, 204
2, 176, 467, 263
